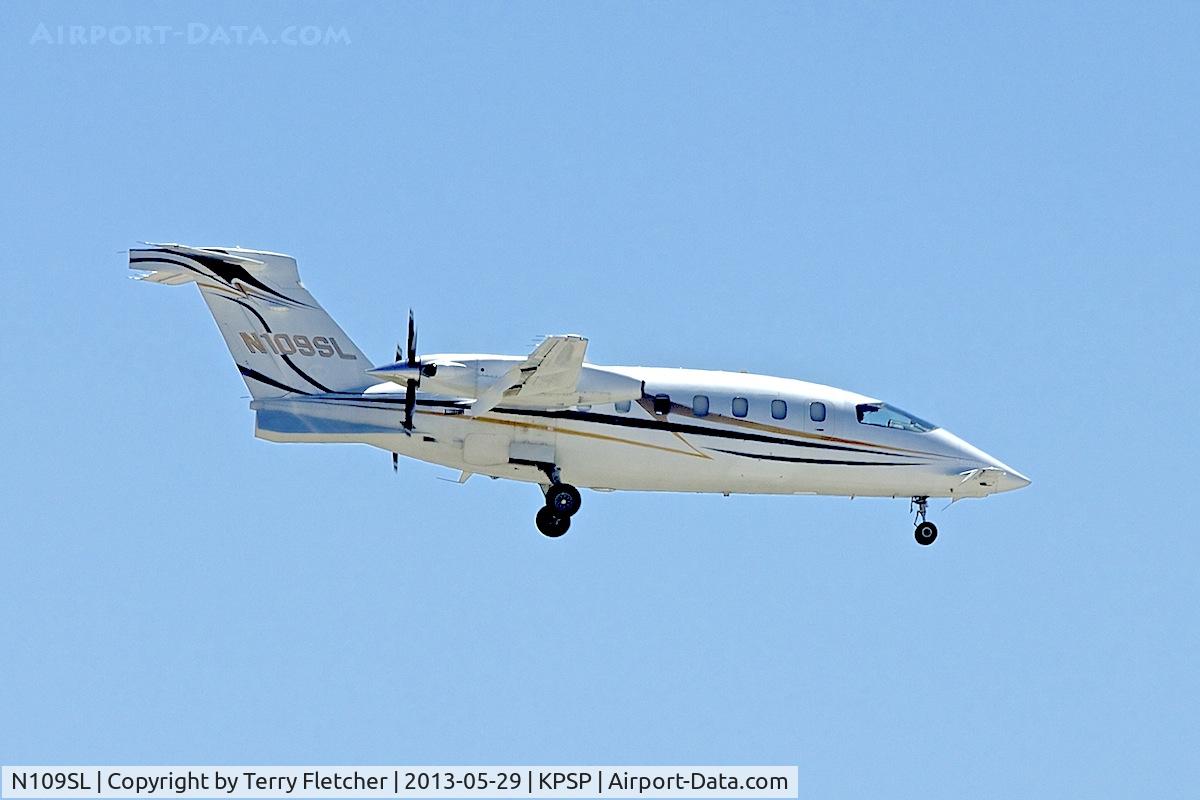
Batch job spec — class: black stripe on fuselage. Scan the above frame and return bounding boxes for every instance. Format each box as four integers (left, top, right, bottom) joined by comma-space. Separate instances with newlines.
706, 447, 920, 467
492, 406, 922, 458
318, 396, 922, 459
314, 395, 467, 408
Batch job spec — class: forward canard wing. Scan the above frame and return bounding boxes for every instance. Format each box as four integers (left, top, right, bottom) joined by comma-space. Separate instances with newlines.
469, 335, 590, 416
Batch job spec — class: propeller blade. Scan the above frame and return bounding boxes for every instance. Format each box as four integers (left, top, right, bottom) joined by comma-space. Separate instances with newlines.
392, 452, 398, 472
395, 343, 402, 363
404, 380, 417, 431
406, 309, 418, 366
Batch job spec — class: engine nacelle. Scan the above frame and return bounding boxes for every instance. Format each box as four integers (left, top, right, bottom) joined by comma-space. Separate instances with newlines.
368, 355, 642, 408
418, 361, 478, 397
568, 366, 644, 408
366, 363, 429, 384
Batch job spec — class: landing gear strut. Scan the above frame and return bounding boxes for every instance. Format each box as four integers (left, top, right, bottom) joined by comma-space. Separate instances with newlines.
911, 496, 938, 546
535, 477, 581, 538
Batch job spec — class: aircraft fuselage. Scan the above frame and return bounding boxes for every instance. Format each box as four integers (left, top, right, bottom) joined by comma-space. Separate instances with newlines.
253, 359, 1029, 500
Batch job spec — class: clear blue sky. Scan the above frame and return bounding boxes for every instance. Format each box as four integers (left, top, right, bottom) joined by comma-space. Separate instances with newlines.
2, 2, 1197, 797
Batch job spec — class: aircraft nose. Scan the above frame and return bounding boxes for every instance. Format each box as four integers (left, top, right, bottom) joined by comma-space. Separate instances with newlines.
996, 467, 1032, 492
930, 429, 1031, 492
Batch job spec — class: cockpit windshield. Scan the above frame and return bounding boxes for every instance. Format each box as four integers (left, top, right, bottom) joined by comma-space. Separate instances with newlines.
855, 403, 937, 433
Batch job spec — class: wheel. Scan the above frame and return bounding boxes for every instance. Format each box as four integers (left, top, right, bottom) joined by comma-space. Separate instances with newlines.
914, 521, 938, 546
535, 506, 571, 538
545, 483, 582, 517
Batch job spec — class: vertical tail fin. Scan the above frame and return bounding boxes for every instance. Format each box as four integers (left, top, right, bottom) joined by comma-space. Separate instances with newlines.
130, 243, 373, 398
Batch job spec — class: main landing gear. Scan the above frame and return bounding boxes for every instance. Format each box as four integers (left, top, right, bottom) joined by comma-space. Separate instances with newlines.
536, 480, 582, 538
911, 496, 938, 546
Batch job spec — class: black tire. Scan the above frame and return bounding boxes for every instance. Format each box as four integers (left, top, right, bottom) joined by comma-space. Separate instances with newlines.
545, 483, 582, 517
535, 506, 571, 538
914, 521, 938, 546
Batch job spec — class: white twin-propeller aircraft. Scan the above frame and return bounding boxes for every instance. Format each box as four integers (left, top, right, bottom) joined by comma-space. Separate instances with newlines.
131, 244, 1029, 545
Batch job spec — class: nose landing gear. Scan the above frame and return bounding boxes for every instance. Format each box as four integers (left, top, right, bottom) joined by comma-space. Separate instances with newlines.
911, 496, 938, 546
535, 476, 582, 538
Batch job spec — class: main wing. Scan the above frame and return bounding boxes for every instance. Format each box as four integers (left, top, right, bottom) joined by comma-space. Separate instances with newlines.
469, 335, 590, 415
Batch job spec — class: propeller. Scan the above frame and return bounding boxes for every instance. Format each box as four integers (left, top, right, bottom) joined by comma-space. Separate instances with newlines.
390, 337, 405, 472
403, 309, 418, 432
370, 309, 440, 439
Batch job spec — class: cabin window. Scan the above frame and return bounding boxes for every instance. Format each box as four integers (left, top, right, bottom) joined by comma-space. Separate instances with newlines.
615, 400, 631, 413
692, 394, 710, 417
732, 396, 749, 418
577, 404, 591, 412
653, 394, 671, 415
855, 402, 936, 433
771, 399, 787, 420
810, 401, 827, 423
